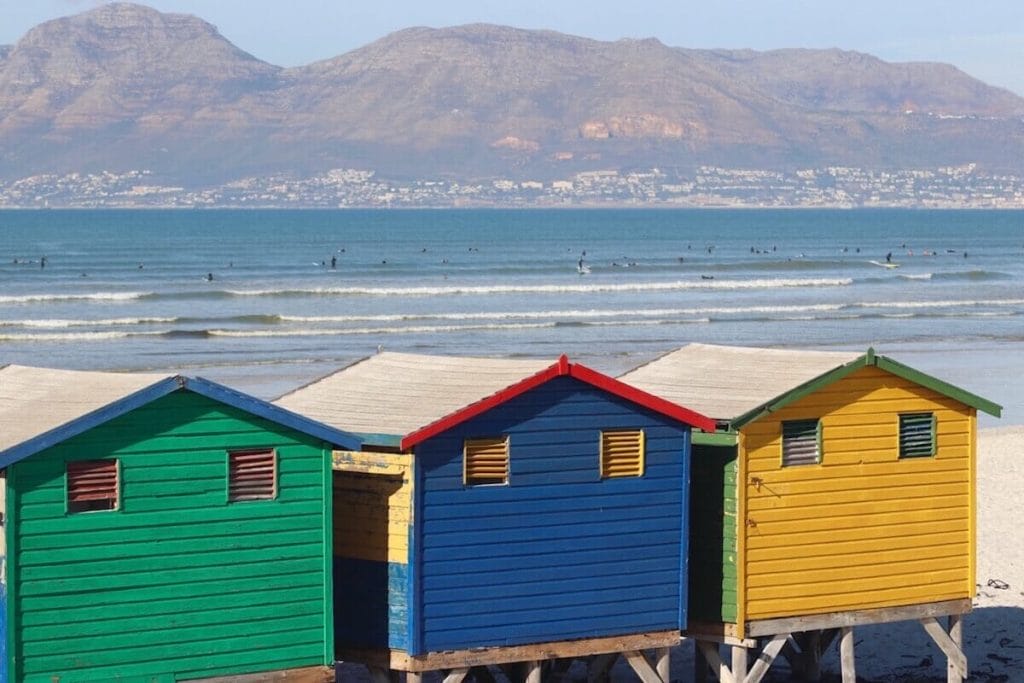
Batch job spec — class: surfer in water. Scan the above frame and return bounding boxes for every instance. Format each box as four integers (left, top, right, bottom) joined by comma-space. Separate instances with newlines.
886, 252, 893, 264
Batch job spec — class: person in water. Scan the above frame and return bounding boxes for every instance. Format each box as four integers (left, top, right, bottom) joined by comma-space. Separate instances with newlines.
886, 252, 893, 263
206, 272, 214, 282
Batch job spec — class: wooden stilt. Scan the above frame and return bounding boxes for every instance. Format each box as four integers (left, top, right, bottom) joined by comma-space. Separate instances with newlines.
441, 668, 469, 683
731, 645, 748, 682
406, 673, 423, 683
655, 647, 670, 682
524, 660, 542, 683
696, 642, 734, 683
948, 614, 964, 683
839, 627, 855, 683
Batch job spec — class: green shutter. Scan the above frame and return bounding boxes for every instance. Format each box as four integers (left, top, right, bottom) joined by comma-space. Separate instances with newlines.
782, 419, 821, 466
899, 412, 936, 458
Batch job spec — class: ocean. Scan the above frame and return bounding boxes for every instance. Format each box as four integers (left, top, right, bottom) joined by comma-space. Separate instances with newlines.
1, 208, 1021, 425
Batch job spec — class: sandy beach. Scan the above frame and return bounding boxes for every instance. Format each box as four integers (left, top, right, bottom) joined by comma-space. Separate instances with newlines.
337, 425, 1024, 682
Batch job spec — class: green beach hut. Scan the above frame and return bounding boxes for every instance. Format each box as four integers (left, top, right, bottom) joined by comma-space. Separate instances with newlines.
0, 364, 360, 683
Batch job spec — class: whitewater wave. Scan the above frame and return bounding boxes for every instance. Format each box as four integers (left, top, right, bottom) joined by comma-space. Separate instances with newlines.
224, 277, 854, 298
0, 317, 177, 329
0, 291, 150, 305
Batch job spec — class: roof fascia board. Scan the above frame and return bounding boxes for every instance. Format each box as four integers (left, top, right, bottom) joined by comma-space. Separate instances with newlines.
0, 376, 182, 468
730, 355, 868, 429
399, 362, 563, 450
400, 355, 716, 450
186, 377, 363, 450
568, 363, 717, 433
873, 356, 1002, 417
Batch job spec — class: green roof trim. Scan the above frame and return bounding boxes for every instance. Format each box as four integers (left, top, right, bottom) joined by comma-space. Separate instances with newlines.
874, 355, 1002, 418
692, 431, 739, 446
730, 349, 1001, 429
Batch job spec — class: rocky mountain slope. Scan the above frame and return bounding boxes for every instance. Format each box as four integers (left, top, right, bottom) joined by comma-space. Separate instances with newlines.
1, 3, 1023, 184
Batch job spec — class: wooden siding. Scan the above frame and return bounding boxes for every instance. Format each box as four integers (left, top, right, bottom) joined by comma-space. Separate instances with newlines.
415, 376, 690, 653
8, 391, 332, 683
332, 451, 412, 651
688, 444, 738, 625
741, 365, 975, 622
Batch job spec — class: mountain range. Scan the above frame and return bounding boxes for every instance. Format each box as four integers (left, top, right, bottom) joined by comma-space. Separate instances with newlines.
2, 3, 1024, 186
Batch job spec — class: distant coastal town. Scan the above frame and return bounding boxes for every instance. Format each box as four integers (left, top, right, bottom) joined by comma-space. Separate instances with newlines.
2, 162, 1023, 209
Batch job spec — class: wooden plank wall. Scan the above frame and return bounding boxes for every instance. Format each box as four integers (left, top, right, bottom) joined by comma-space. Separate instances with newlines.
332, 452, 412, 651
414, 376, 691, 653
9, 392, 332, 682
741, 365, 974, 621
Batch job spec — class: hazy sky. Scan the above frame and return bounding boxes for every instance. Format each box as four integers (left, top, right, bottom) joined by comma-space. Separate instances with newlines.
3, 1, 1023, 95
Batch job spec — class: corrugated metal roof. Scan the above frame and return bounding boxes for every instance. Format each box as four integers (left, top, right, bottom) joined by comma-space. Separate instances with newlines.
0, 364, 172, 455
619, 343, 862, 422
274, 352, 555, 439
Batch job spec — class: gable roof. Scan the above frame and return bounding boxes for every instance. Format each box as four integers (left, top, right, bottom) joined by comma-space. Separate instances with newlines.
620, 343, 1001, 428
0, 365, 361, 467
274, 351, 716, 449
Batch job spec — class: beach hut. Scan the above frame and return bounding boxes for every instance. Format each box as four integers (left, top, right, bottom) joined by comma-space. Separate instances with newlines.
620, 344, 1002, 683
275, 352, 715, 682
0, 365, 360, 683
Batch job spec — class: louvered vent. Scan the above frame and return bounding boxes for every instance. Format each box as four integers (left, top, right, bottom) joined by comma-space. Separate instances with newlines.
228, 449, 277, 501
899, 412, 936, 458
464, 437, 509, 485
601, 429, 645, 478
782, 419, 821, 466
67, 459, 119, 513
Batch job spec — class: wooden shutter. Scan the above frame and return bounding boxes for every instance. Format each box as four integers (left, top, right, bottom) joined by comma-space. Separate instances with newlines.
782, 419, 821, 466
229, 449, 277, 501
67, 459, 119, 513
899, 413, 936, 458
601, 429, 645, 478
464, 437, 509, 485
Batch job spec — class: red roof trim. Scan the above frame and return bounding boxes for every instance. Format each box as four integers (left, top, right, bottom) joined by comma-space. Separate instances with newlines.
399, 357, 715, 450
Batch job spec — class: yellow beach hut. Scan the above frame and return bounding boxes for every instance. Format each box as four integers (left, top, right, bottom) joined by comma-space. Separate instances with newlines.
620, 343, 1001, 683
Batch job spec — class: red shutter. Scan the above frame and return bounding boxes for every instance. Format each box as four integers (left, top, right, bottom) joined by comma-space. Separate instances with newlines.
67, 459, 118, 512
229, 449, 277, 501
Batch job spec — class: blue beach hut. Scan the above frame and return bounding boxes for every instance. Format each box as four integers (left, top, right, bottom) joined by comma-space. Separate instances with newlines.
275, 351, 715, 683
0, 364, 360, 683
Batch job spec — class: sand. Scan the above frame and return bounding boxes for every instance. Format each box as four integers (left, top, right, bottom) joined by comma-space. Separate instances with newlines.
337, 426, 1024, 682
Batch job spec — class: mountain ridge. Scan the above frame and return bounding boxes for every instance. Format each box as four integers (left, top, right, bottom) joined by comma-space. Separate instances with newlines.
1, 3, 1023, 185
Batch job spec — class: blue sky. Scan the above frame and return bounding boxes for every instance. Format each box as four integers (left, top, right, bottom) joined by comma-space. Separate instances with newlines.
3, 1, 1023, 95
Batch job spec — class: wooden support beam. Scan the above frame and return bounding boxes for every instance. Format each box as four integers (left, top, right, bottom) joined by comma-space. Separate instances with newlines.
441, 668, 469, 683
731, 646, 748, 683
839, 627, 855, 683
623, 651, 665, 683
655, 647, 670, 683
696, 641, 735, 683
745, 599, 971, 637
920, 617, 967, 680
406, 674, 422, 683
524, 661, 542, 683
948, 614, 964, 683
744, 634, 786, 683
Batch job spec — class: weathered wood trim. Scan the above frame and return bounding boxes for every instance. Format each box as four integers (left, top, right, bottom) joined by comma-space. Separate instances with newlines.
744, 598, 972, 637
179, 665, 334, 682
744, 635, 786, 683
685, 622, 757, 647
340, 631, 681, 672
332, 450, 406, 475
921, 617, 967, 679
